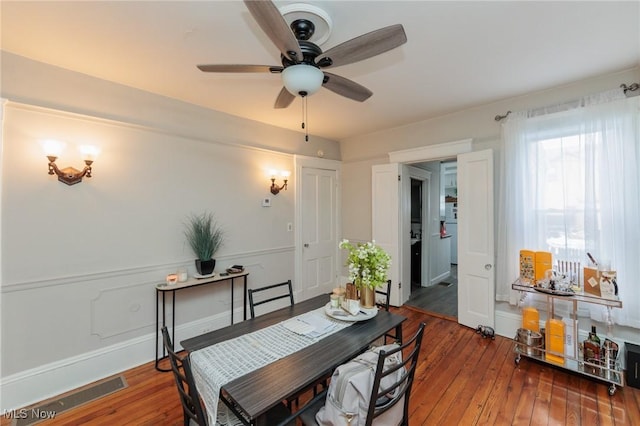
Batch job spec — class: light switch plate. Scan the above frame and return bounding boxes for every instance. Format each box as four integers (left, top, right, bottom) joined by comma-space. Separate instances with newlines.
262, 197, 271, 207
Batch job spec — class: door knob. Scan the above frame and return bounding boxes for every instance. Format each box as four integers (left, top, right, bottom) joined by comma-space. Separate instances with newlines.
485, 264, 492, 270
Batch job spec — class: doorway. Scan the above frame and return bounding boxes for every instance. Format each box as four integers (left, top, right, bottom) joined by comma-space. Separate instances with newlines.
382, 139, 495, 330
406, 160, 458, 319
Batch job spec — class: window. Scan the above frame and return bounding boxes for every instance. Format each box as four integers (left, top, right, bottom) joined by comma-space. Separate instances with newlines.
497, 90, 640, 328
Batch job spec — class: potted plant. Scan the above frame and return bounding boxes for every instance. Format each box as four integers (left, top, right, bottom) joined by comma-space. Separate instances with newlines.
339, 239, 391, 308
184, 212, 224, 276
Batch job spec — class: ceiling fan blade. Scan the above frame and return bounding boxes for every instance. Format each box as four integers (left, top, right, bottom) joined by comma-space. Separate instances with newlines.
244, 0, 303, 62
274, 87, 295, 109
317, 24, 407, 68
322, 72, 373, 102
197, 64, 283, 73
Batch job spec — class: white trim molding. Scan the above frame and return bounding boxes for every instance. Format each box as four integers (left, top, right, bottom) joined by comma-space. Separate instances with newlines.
388, 139, 472, 164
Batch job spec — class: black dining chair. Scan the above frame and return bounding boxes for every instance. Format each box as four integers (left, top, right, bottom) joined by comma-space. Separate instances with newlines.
376, 279, 400, 344
248, 280, 328, 408
161, 326, 210, 426
162, 327, 294, 426
277, 322, 426, 426
248, 279, 294, 319
375, 279, 392, 311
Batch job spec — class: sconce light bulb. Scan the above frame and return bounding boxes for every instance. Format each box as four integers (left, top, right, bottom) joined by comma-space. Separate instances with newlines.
79, 145, 100, 161
42, 139, 64, 157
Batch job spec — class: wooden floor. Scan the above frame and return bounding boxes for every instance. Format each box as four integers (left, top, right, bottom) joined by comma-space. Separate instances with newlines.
3, 305, 640, 425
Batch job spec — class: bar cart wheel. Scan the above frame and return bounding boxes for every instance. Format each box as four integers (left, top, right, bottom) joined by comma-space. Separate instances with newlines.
609, 385, 616, 396
515, 353, 521, 365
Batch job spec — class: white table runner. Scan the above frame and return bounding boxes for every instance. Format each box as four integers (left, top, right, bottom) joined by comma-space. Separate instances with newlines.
190, 307, 352, 425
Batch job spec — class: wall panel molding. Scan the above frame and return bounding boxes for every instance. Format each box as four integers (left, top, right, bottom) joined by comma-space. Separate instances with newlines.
1, 245, 294, 293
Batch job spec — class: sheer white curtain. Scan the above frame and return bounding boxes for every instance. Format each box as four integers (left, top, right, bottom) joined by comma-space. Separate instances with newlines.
497, 89, 640, 328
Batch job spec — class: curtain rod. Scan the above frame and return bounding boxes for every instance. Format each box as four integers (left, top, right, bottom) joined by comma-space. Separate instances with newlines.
494, 81, 639, 122
621, 82, 639, 95
494, 111, 511, 122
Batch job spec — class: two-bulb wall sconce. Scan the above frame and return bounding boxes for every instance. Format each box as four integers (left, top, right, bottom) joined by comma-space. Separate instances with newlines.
269, 170, 290, 195
42, 140, 100, 186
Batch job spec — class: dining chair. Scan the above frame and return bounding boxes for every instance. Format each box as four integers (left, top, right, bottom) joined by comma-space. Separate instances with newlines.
162, 327, 294, 426
161, 326, 210, 426
248, 279, 294, 319
375, 279, 399, 344
277, 322, 426, 426
375, 279, 392, 311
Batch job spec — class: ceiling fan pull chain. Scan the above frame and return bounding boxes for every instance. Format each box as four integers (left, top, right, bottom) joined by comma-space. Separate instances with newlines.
302, 95, 309, 142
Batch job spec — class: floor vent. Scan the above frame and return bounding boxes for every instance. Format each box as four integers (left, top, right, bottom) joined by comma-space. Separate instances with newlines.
12, 375, 128, 426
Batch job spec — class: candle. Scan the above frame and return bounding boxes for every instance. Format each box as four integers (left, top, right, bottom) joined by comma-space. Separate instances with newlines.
330, 294, 339, 308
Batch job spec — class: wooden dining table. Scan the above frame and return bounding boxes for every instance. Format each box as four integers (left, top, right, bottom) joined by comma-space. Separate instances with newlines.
180, 293, 406, 426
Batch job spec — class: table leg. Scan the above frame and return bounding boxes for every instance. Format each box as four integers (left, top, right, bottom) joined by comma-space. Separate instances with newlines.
155, 290, 173, 372
231, 277, 235, 325
395, 324, 403, 345
243, 275, 248, 321
155, 290, 159, 370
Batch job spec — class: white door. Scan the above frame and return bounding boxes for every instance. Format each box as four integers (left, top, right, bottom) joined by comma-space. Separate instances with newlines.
372, 163, 410, 306
297, 160, 340, 300
457, 149, 495, 329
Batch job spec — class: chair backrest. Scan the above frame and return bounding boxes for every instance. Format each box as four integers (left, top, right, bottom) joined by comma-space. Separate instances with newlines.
248, 280, 294, 319
375, 279, 392, 311
161, 327, 209, 426
365, 322, 426, 426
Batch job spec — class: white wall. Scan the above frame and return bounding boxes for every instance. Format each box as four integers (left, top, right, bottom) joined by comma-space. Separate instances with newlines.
340, 66, 640, 339
0, 53, 340, 410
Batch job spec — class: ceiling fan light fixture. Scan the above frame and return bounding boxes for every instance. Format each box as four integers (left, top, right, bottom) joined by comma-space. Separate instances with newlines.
282, 64, 324, 97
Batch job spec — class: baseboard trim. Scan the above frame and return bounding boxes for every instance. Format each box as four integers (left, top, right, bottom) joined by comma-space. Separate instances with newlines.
0, 309, 237, 411
494, 309, 521, 339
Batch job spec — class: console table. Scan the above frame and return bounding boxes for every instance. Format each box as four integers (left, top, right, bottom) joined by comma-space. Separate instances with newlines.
155, 271, 249, 371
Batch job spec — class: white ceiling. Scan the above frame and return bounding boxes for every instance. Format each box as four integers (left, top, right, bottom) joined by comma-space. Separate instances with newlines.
2, 1, 639, 141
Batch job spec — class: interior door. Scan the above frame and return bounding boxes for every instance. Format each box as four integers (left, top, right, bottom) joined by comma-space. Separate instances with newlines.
372, 163, 409, 306
457, 149, 495, 329
299, 164, 339, 299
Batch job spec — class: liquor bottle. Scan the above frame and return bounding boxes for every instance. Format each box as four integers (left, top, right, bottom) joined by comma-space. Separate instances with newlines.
583, 326, 602, 375
589, 326, 601, 348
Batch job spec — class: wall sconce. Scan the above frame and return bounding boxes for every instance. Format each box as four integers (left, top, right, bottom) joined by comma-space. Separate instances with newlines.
43, 141, 99, 186
270, 170, 290, 195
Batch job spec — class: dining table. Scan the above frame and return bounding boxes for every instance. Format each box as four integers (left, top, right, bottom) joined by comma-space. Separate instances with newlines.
180, 293, 406, 426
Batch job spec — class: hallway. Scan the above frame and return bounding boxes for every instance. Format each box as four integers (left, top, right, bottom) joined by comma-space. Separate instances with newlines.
406, 264, 457, 319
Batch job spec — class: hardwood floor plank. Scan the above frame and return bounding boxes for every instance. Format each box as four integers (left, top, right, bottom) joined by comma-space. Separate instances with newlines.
409, 322, 475, 422
457, 338, 511, 425
512, 358, 543, 425
422, 334, 496, 424
565, 373, 582, 426
3, 305, 640, 426
530, 365, 554, 426
579, 377, 600, 425
595, 381, 615, 426
619, 380, 640, 425
548, 367, 568, 425
474, 339, 519, 425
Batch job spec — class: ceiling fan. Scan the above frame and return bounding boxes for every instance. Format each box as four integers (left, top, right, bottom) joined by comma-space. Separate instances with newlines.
197, 0, 407, 109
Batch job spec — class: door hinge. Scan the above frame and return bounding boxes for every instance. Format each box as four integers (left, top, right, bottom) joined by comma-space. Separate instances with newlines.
398, 282, 401, 288
398, 175, 401, 181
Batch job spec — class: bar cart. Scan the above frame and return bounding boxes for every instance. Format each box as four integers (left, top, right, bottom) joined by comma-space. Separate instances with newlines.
512, 280, 624, 395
